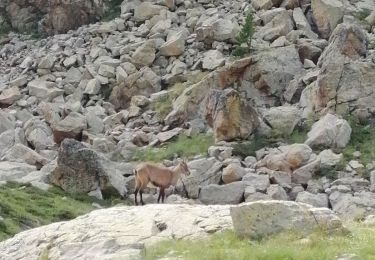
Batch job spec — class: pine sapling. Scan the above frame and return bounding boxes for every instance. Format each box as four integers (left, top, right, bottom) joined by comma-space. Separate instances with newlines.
232, 12, 255, 57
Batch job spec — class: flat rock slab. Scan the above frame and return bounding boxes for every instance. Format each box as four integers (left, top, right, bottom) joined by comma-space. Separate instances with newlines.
0, 204, 232, 260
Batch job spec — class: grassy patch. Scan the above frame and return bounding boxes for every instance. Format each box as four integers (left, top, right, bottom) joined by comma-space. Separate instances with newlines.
133, 134, 214, 162
0, 182, 106, 241
102, 0, 123, 21
354, 8, 372, 21
342, 119, 375, 168
144, 225, 375, 260
232, 128, 308, 158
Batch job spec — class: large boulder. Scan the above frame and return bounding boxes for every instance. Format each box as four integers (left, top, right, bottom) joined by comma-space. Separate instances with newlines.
0, 111, 15, 135
0, 161, 37, 181
49, 139, 130, 196
329, 191, 375, 220
296, 191, 329, 208
301, 24, 373, 119
230, 200, 345, 239
256, 144, 313, 173
199, 182, 245, 205
165, 57, 252, 126
305, 114, 351, 149
205, 88, 259, 142
109, 67, 161, 109
175, 158, 223, 199
2, 144, 48, 168
0, 204, 232, 259
52, 112, 87, 144
24, 119, 55, 151
260, 105, 301, 136
311, 0, 344, 39
242, 45, 304, 107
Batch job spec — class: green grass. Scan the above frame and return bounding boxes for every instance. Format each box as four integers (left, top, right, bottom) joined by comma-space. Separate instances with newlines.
232, 128, 308, 158
0, 182, 107, 241
342, 119, 375, 168
102, 0, 123, 21
133, 134, 214, 162
144, 225, 375, 260
354, 8, 372, 21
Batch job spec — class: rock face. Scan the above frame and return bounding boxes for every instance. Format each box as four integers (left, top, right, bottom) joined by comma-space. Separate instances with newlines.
0, 204, 233, 260
205, 88, 260, 142
49, 139, 128, 196
230, 201, 345, 239
311, 0, 344, 39
0, 0, 110, 35
305, 114, 351, 149
301, 24, 373, 120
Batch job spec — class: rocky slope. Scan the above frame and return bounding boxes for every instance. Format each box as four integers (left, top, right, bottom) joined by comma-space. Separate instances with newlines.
0, 0, 375, 239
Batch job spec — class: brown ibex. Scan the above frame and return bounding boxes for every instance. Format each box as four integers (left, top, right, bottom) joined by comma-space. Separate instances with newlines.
133, 160, 190, 205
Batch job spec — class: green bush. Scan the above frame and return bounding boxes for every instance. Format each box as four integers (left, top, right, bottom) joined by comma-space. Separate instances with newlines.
133, 134, 214, 162
232, 12, 255, 57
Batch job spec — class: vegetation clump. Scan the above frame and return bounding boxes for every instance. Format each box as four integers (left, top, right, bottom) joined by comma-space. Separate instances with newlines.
133, 134, 214, 162
232, 12, 255, 57
144, 225, 375, 260
0, 182, 105, 241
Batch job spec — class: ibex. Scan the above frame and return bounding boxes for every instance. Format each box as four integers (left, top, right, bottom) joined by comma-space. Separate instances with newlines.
133, 159, 190, 205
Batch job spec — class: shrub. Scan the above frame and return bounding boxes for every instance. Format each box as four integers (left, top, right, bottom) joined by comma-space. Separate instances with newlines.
232, 12, 255, 57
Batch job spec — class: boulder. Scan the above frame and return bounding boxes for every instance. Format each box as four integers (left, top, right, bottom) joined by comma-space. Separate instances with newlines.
260, 105, 301, 136
242, 172, 270, 192
303, 24, 372, 118
222, 163, 247, 184
0, 86, 22, 106
27, 80, 64, 101
24, 119, 54, 151
49, 139, 130, 196
199, 182, 245, 205
0, 111, 15, 134
52, 112, 87, 144
0, 204, 232, 259
256, 144, 313, 173
267, 184, 289, 200
2, 144, 48, 168
165, 57, 252, 126
131, 40, 156, 67
159, 30, 187, 56
0, 130, 15, 158
134, 2, 165, 22
305, 114, 351, 149
243, 45, 303, 107
319, 149, 343, 169
230, 200, 345, 239
175, 158, 222, 199
110, 67, 161, 109
202, 50, 225, 70
0, 161, 37, 181
205, 88, 259, 142
311, 0, 344, 39
329, 191, 375, 220
296, 191, 329, 208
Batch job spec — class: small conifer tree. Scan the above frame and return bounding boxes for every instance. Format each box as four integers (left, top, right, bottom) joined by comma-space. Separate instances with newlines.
232, 12, 255, 57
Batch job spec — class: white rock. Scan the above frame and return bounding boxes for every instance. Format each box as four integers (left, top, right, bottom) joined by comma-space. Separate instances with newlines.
202, 50, 225, 70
